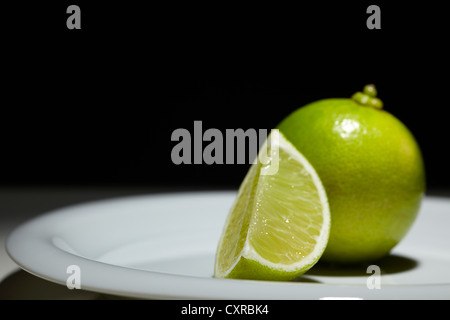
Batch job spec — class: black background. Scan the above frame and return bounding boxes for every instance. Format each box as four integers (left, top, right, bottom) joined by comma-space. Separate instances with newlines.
2, 1, 449, 192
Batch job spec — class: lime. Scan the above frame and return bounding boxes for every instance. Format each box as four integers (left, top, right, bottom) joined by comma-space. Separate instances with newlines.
278, 85, 426, 264
214, 130, 330, 280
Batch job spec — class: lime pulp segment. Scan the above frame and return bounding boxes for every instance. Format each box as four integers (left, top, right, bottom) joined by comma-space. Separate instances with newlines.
214, 130, 330, 280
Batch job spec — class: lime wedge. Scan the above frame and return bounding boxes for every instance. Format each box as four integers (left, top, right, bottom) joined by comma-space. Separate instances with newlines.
214, 130, 330, 281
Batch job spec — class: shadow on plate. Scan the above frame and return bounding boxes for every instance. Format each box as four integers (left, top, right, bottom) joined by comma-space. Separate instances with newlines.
0, 270, 124, 300
304, 253, 418, 278
291, 276, 322, 283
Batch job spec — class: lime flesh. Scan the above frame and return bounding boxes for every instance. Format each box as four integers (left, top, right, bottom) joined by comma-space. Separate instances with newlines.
214, 131, 330, 280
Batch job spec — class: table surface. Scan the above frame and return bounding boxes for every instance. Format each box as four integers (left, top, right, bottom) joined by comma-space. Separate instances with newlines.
1, 185, 449, 299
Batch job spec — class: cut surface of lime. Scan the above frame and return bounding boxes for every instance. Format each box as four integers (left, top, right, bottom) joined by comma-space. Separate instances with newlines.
214, 130, 330, 281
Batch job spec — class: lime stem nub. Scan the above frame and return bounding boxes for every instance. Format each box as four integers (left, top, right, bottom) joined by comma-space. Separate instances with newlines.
363, 84, 377, 97
351, 84, 383, 109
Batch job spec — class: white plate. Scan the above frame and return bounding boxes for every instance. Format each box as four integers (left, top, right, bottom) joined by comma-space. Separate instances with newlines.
6, 191, 450, 299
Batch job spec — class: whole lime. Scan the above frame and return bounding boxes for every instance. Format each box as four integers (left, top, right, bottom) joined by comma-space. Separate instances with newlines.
277, 85, 426, 264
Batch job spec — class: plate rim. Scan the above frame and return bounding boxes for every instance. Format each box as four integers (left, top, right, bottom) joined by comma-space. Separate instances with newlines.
6, 191, 450, 300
